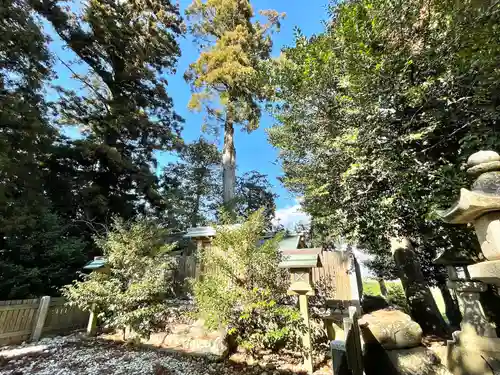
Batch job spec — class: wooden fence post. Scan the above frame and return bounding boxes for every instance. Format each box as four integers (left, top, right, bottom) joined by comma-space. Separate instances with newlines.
31, 296, 50, 341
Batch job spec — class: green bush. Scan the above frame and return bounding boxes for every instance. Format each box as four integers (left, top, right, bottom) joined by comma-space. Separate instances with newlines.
362, 280, 382, 296
386, 284, 410, 314
62, 218, 176, 338
193, 209, 299, 353
228, 289, 304, 353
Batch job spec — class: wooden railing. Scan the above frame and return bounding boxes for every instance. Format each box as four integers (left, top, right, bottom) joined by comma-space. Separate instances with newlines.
0, 296, 88, 346
331, 306, 364, 375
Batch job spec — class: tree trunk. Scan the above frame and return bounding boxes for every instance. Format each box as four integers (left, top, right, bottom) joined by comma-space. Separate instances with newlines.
222, 108, 236, 208
378, 278, 388, 297
390, 237, 450, 337
436, 279, 462, 330
191, 173, 205, 228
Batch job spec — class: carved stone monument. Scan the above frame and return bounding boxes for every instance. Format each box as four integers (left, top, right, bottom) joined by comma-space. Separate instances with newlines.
439, 150, 500, 375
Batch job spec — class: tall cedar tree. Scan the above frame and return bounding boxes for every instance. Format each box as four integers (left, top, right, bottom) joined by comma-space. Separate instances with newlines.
185, 0, 283, 210
32, 0, 185, 226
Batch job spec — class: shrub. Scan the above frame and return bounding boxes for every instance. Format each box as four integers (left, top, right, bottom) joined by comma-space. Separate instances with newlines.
62, 218, 176, 338
228, 289, 305, 354
386, 284, 410, 314
193, 209, 299, 353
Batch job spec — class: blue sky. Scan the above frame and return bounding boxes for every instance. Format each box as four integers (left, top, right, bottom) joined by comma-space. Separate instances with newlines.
46, 0, 330, 223
171, 0, 330, 213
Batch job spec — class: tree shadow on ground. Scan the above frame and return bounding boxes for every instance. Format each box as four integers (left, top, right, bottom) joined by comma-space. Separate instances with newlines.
99, 335, 333, 374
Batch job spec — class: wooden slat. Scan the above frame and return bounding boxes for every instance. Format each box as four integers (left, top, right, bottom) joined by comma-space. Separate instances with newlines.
12, 306, 24, 333
5, 309, 19, 334
0, 329, 33, 339
311, 251, 353, 302
0, 304, 40, 311
0, 297, 87, 344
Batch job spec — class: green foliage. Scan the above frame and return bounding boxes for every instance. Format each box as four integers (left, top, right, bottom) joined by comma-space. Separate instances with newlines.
386, 284, 410, 314
235, 171, 277, 230
193, 210, 299, 352
229, 290, 304, 354
186, 0, 283, 131
0, 0, 90, 299
269, 0, 499, 287
186, 0, 283, 205
0, 211, 87, 299
160, 137, 277, 231
33, 0, 185, 224
160, 138, 221, 230
62, 218, 176, 337
0, 0, 186, 299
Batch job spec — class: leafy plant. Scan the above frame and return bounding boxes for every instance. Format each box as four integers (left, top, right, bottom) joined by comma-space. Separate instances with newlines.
387, 284, 410, 314
62, 218, 176, 338
193, 209, 301, 352
229, 289, 304, 354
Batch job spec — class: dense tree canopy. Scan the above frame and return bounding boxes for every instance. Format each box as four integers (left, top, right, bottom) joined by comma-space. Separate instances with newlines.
33, 0, 185, 224
1, 0, 190, 298
0, 0, 87, 299
269, 0, 500, 284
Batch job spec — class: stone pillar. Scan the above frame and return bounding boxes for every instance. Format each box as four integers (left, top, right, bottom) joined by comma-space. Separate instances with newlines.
438, 150, 500, 375
447, 280, 496, 337
391, 237, 449, 336
87, 304, 98, 336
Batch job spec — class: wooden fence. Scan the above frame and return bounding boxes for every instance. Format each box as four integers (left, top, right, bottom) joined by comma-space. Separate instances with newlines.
331, 306, 364, 375
312, 251, 353, 301
173, 249, 360, 301
0, 297, 88, 346
174, 253, 197, 283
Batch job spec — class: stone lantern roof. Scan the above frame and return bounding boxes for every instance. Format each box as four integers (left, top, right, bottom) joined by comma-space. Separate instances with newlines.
434, 247, 477, 266
438, 150, 500, 224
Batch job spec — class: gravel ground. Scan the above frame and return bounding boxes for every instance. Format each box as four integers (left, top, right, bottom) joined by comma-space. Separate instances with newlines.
0, 334, 331, 375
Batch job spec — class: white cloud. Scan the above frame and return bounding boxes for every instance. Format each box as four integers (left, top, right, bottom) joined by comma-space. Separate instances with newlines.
273, 200, 310, 229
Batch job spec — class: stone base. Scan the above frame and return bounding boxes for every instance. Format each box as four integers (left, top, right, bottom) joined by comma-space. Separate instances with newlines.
123, 319, 236, 358
468, 260, 500, 285
447, 330, 500, 375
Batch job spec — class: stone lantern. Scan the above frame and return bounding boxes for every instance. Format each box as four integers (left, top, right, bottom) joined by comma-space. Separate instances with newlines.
279, 248, 322, 374
438, 150, 500, 375
434, 247, 492, 336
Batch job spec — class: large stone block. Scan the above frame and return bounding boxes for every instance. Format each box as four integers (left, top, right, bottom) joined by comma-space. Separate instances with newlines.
359, 309, 423, 349
386, 346, 451, 375
468, 260, 500, 285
